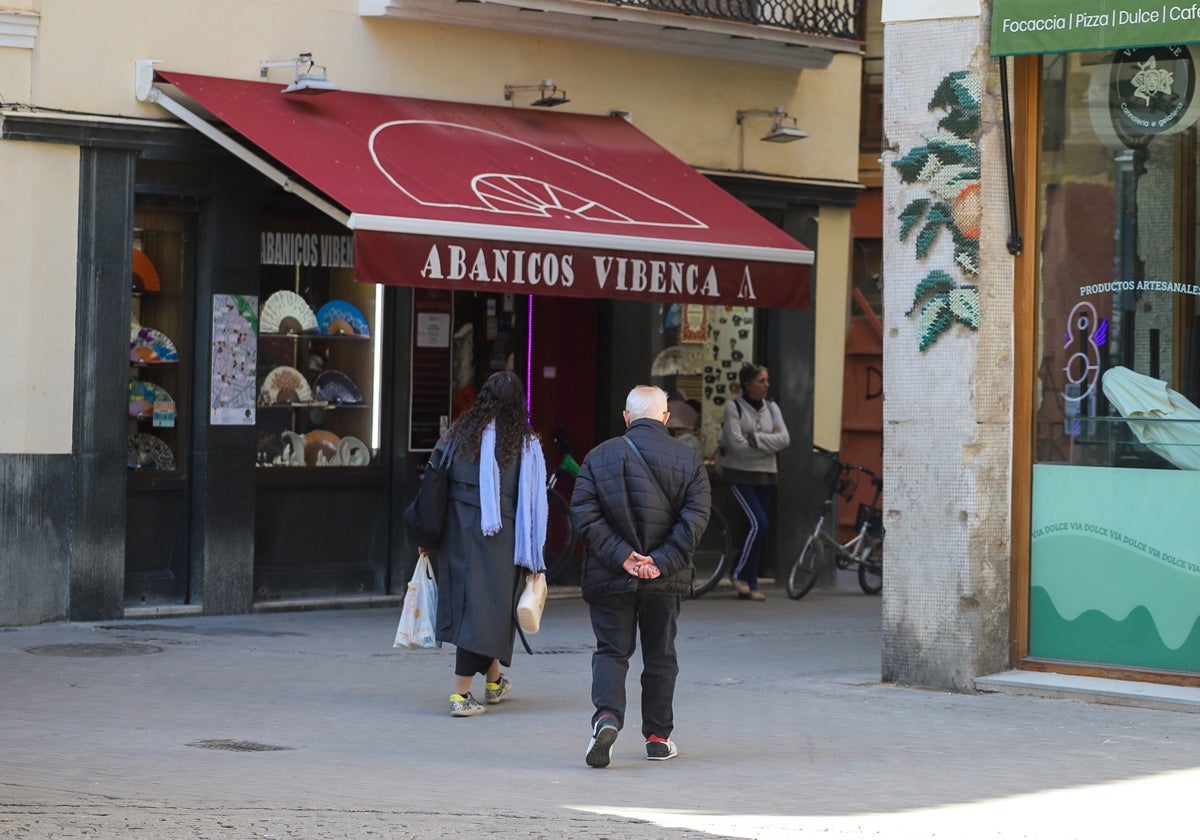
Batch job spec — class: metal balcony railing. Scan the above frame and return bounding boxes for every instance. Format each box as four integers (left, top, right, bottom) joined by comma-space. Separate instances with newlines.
605, 0, 860, 41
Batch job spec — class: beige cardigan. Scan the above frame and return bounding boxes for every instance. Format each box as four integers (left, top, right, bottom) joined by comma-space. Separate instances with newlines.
716, 397, 790, 485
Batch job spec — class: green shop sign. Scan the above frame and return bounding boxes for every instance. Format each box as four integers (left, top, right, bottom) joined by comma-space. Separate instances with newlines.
992, 0, 1200, 55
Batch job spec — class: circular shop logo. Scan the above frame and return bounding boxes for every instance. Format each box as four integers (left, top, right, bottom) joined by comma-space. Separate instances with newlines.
1110, 45, 1198, 136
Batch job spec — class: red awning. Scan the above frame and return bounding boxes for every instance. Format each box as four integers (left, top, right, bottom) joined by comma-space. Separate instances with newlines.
154, 71, 812, 308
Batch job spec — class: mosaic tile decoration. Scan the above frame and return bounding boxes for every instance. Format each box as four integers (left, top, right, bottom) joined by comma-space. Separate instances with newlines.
893, 70, 982, 351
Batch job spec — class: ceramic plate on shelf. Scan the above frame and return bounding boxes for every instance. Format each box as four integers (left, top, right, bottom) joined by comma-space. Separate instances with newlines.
259, 365, 313, 405
127, 432, 176, 471
304, 429, 341, 466
313, 370, 363, 404
260, 290, 318, 334
130, 326, 179, 364
316, 300, 370, 336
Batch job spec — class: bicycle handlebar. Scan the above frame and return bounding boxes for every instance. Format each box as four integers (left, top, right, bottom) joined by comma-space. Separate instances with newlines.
551, 424, 573, 454
551, 424, 581, 478
812, 444, 881, 484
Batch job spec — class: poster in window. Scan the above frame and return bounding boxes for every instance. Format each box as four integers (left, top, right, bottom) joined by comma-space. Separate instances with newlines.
410, 289, 453, 451
680, 304, 707, 343
211, 294, 259, 425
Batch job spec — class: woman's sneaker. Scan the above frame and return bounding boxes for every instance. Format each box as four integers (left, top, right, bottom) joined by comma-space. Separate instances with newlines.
449, 692, 486, 717
645, 735, 678, 760
485, 675, 512, 705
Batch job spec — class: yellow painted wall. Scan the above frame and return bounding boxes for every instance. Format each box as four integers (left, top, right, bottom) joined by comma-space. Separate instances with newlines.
813, 207, 852, 451
0, 47, 32, 102
19, 2, 858, 183
0, 139, 79, 453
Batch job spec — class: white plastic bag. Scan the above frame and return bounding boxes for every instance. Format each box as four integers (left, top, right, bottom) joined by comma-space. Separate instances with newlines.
394, 550, 439, 649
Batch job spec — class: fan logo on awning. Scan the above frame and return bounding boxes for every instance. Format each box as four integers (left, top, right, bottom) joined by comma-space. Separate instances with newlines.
370, 120, 707, 229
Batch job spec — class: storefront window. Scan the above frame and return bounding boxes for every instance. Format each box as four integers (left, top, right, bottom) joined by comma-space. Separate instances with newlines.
255, 213, 381, 469
127, 207, 194, 605
650, 303, 757, 459
1032, 47, 1200, 674
129, 215, 189, 474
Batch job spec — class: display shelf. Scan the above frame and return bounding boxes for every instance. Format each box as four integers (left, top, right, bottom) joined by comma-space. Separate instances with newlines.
255, 310, 378, 468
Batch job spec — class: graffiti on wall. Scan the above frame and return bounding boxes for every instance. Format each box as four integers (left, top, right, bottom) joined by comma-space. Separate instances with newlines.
892, 70, 982, 351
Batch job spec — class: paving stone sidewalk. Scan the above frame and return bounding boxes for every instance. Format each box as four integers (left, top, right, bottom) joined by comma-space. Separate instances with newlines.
3, 582, 1198, 839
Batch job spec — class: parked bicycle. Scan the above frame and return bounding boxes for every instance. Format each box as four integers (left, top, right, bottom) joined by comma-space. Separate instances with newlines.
543, 426, 582, 584
786, 445, 883, 599
690, 467, 733, 597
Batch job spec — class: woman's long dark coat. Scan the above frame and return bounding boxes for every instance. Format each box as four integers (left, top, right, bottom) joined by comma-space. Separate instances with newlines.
428, 436, 522, 666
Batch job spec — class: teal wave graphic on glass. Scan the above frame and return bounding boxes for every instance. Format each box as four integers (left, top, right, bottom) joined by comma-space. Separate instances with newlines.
1032, 532, 1200, 651
1030, 586, 1200, 672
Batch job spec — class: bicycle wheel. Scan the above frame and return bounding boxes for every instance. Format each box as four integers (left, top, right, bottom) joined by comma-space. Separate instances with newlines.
786, 535, 822, 600
690, 504, 731, 597
543, 488, 578, 584
864, 544, 883, 597
858, 561, 882, 595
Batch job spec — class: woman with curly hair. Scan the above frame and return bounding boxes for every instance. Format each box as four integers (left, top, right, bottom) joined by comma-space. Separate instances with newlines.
425, 371, 548, 717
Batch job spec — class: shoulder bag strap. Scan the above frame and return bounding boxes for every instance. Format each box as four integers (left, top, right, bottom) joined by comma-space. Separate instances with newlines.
624, 435, 695, 594
624, 436, 679, 518
428, 432, 455, 471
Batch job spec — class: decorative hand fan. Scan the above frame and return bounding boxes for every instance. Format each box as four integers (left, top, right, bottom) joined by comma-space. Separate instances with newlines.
260, 290, 318, 334
130, 327, 179, 364
128, 381, 175, 421
313, 370, 364, 404
259, 365, 313, 405
280, 430, 306, 466
650, 345, 703, 376
132, 249, 162, 293
336, 436, 371, 467
304, 430, 341, 466
127, 433, 176, 471
316, 300, 370, 336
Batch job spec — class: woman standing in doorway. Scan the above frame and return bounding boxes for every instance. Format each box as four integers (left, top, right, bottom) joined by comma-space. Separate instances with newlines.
717, 363, 789, 600
428, 371, 547, 716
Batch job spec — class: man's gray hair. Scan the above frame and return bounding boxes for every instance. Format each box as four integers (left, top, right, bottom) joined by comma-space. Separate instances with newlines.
625, 385, 669, 421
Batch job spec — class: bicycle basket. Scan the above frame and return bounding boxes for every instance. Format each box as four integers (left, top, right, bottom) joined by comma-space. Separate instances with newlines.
835, 472, 858, 503
855, 503, 883, 532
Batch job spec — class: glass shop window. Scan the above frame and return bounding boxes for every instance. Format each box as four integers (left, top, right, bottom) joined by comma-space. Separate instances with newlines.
1035, 47, 1200, 471
255, 213, 382, 469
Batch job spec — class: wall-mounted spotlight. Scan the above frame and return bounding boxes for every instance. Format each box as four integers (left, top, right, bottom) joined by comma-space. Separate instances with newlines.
737, 106, 807, 143
735, 106, 806, 169
259, 52, 338, 95
504, 79, 570, 107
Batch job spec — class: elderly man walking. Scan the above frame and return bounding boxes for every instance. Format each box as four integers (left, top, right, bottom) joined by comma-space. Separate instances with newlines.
570, 385, 711, 768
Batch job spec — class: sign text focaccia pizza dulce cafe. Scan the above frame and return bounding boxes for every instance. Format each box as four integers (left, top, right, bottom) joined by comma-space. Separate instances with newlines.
993, 0, 1200, 55
353, 232, 808, 309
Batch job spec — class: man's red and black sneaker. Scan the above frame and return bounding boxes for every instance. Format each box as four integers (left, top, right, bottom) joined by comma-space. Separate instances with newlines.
645, 734, 678, 761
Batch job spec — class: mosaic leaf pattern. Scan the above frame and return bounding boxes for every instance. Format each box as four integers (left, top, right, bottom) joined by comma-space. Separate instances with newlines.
906, 270, 980, 351
893, 70, 983, 351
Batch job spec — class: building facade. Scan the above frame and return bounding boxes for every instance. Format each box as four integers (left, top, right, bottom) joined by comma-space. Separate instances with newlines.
0, 1, 865, 625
